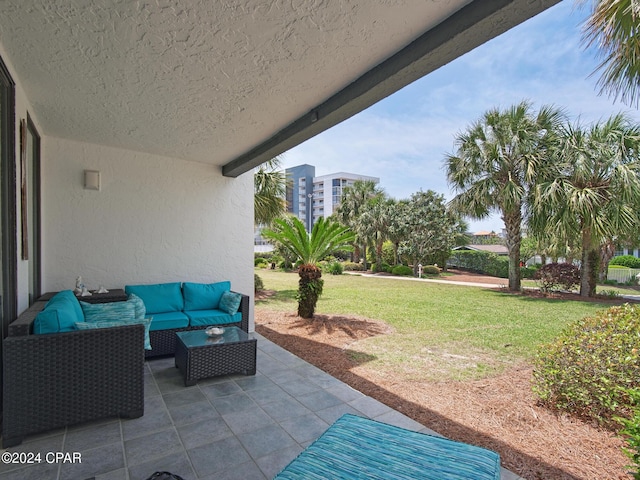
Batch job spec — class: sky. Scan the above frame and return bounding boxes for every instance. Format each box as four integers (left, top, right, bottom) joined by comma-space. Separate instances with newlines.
278, 0, 640, 234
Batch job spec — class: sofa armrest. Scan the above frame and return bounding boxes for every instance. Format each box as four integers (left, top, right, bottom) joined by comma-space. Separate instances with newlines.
2, 324, 145, 447
7, 301, 47, 337
232, 291, 250, 332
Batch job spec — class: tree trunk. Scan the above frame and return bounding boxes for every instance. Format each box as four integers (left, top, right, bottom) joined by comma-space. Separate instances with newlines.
599, 239, 615, 283
362, 243, 368, 271
579, 228, 597, 297
503, 209, 522, 292
297, 264, 323, 318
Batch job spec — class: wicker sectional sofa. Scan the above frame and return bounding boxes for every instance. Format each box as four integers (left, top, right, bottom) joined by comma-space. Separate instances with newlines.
2, 298, 145, 448
1, 281, 249, 447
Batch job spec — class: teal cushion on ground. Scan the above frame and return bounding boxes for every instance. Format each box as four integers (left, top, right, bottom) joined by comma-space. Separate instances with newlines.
125, 282, 183, 315
185, 309, 241, 326
75, 318, 152, 350
183, 281, 230, 311
79, 300, 137, 323
148, 311, 189, 331
33, 290, 83, 334
219, 290, 242, 314
275, 414, 501, 480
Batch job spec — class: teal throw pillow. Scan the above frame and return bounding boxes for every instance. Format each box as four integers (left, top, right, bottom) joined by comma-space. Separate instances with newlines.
219, 291, 242, 314
127, 293, 146, 320
75, 317, 153, 350
80, 300, 137, 324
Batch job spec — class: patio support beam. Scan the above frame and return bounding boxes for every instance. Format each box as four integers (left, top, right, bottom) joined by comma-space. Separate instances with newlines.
222, 0, 560, 178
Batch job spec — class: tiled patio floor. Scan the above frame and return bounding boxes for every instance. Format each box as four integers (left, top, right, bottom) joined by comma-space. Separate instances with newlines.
0, 333, 522, 479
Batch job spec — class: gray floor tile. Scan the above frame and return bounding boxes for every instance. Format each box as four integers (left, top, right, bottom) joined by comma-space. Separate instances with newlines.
278, 378, 321, 397
233, 373, 277, 392
255, 444, 304, 479
279, 412, 330, 444
236, 424, 297, 459
296, 389, 343, 411
199, 379, 243, 398
162, 387, 208, 408
349, 394, 393, 417
125, 427, 182, 467
209, 391, 258, 415
168, 399, 221, 426
59, 441, 124, 480
260, 396, 311, 422
188, 436, 252, 477
245, 383, 291, 406
121, 407, 173, 441
314, 403, 362, 424
63, 421, 122, 452
200, 460, 267, 480
222, 407, 275, 436
0, 462, 59, 480
177, 416, 234, 449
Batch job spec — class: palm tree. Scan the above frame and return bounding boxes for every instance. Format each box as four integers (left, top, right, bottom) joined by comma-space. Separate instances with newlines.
359, 196, 394, 270
532, 113, 640, 297
254, 157, 286, 226
335, 180, 384, 270
262, 216, 355, 318
580, 0, 640, 107
445, 101, 564, 291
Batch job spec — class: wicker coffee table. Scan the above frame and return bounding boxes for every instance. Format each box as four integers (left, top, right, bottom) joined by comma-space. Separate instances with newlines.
174, 327, 257, 386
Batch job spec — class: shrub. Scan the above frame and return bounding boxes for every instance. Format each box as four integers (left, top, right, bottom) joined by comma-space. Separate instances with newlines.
448, 250, 508, 278
521, 266, 537, 279
533, 262, 580, 292
611, 255, 640, 269
618, 388, 640, 479
391, 265, 413, 276
327, 261, 344, 275
254, 257, 266, 266
371, 262, 390, 273
532, 304, 640, 427
422, 265, 441, 275
254, 273, 264, 292
343, 262, 365, 271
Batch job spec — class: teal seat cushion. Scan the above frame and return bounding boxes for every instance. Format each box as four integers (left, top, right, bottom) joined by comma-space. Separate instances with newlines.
183, 281, 230, 311
75, 318, 152, 350
275, 414, 501, 480
219, 291, 242, 314
33, 290, 83, 334
185, 309, 241, 327
148, 311, 189, 331
125, 282, 183, 315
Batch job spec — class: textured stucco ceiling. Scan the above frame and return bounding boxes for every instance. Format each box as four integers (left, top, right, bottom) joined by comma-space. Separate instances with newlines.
0, 1, 558, 175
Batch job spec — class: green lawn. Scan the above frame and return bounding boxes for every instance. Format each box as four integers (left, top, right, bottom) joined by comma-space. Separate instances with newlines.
255, 269, 618, 381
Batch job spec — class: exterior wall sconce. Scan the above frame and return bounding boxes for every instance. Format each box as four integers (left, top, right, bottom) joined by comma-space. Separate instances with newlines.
84, 170, 100, 191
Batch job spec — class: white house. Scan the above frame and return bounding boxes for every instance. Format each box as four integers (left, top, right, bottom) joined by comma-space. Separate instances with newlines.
0, 1, 559, 391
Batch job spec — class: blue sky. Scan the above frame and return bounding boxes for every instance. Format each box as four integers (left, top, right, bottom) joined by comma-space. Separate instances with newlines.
279, 0, 640, 233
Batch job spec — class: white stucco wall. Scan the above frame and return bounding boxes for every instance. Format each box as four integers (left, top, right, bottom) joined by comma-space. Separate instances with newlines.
41, 138, 255, 329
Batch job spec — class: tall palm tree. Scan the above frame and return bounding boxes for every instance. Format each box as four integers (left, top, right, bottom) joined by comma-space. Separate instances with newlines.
254, 157, 286, 226
359, 196, 394, 270
580, 0, 640, 107
532, 113, 640, 297
335, 180, 384, 270
445, 101, 564, 291
262, 216, 355, 318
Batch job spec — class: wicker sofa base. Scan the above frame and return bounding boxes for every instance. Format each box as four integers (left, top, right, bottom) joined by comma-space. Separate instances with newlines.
144, 293, 250, 358
2, 301, 145, 448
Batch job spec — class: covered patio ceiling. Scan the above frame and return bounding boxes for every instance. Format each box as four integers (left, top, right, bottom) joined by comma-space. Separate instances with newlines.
0, 0, 559, 177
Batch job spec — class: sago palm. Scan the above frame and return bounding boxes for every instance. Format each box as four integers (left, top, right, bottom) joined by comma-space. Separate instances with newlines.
262, 217, 355, 318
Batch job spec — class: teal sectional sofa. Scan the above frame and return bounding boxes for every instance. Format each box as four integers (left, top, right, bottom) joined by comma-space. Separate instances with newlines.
124, 281, 249, 358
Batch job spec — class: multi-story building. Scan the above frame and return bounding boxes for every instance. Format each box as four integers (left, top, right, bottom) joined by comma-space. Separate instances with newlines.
286, 166, 379, 231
